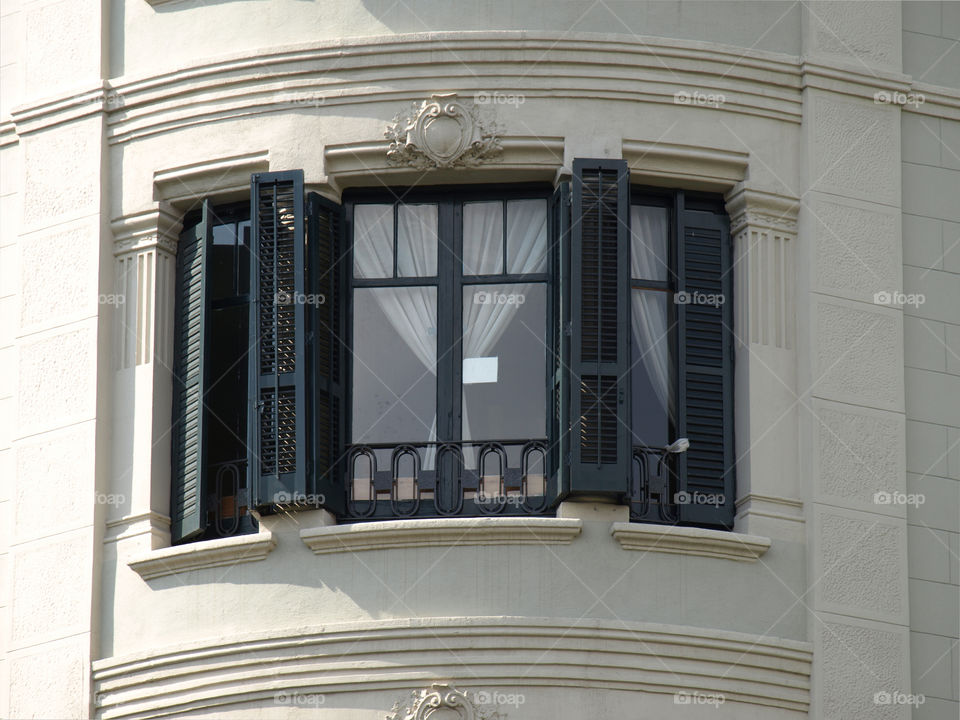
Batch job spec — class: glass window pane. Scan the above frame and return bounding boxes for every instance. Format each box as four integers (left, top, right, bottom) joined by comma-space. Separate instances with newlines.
352, 287, 437, 444
462, 283, 546, 465
631, 289, 671, 447
631, 205, 669, 282
397, 204, 438, 277
210, 222, 237, 300
506, 198, 548, 274
354, 204, 394, 278
463, 202, 503, 275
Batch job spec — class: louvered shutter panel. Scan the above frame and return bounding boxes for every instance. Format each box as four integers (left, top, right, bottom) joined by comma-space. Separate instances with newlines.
171, 200, 212, 543
307, 192, 346, 514
676, 202, 735, 528
566, 159, 632, 496
248, 171, 309, 507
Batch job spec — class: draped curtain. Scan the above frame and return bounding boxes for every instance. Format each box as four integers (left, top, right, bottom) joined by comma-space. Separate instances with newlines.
461, 200, 546, 467
354, 205, 438, 468
353, 200, 547, 471
630, 206, 672, 418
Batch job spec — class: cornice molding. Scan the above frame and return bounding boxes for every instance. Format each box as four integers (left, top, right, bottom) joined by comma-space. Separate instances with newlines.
323, 136, 563, 194
725, 185, 800, 236
92, 616, 811, 718
112, 206, 182, 256
623, 140, 748, 192
152, 150, 270, 206
6, 35, 960, 144
610, 522, 771, 562
128, 528, 277, 581
300, 517, 583, 554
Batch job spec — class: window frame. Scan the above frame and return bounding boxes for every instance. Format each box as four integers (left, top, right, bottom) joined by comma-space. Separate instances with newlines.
343, 184, 554, 454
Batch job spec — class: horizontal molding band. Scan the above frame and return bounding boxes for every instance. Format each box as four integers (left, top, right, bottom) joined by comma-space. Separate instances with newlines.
300, 516, 583, 554
610, 522, 771, 561
92, 616, 811, 718
128, 528, 276, 580
5, 34, 960, 139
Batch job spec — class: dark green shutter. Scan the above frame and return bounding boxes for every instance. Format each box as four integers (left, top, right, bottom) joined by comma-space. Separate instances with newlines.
248, 171, 308, 507
549, 182, 570, 502
307, 192, 346, 514
171, 200, 212, 543
676, 200, 735, 528
565, 159, 632, 496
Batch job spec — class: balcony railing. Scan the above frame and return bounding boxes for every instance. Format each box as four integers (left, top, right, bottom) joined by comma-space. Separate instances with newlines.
345, 439, 550, 520
627, 445, 680, 524
207, 458, 258, 538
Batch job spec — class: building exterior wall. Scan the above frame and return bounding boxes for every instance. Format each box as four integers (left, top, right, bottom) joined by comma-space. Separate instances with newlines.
901, 4, 960, 719
0, 1, 957, 718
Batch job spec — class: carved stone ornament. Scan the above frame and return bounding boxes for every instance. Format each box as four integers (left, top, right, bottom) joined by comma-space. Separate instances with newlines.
386, 683, 505, 720
385, 94, 502, 169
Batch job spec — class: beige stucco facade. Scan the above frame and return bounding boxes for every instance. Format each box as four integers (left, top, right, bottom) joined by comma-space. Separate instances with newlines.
0, 1, 958, 718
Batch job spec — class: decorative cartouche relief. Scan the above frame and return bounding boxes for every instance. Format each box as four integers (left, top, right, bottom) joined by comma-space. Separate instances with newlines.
387, 683, 505, 720
386, 93, 502, 169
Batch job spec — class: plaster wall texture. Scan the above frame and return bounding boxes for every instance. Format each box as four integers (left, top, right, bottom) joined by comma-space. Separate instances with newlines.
0, 0, 958, 718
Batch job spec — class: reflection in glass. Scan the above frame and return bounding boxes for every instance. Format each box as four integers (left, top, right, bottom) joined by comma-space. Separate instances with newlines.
631, 205, 669, 282
463, 202, 503, 275
462, 283, 546, 467
631, 289, 670, 447
353, 204, 394, 278
397, 204, 438, 277
352, 287, 437, 445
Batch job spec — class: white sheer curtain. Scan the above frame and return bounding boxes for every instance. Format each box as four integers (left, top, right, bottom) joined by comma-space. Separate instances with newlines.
354, 206, 438, 468
398, 204, 438, 276
506, 199, 548, 273
461, 200, 547, 467
630, 206, 672, 418
463, 202, 502, 275
353, 204, 393, 278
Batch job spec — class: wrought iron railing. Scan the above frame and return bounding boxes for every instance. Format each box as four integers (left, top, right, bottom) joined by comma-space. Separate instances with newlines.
345, 439, 550, 520
207, 458, 258, 538
627, 445, 681, 524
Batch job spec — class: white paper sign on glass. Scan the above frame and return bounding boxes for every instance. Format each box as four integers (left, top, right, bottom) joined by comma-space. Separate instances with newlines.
463, 356, 499, 384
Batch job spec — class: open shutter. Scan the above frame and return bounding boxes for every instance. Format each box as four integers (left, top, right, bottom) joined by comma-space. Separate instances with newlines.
548, 182, 570, 502
171, 200, 212, 543
676, 200, 735, 528
307, 192, 346, 514
564, 159, 632, 496
248, 171, 309, 507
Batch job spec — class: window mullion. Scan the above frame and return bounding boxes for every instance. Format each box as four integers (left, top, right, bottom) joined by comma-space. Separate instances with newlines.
435, 201, 460, 443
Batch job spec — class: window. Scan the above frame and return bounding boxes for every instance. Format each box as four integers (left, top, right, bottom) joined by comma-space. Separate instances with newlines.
170, 162, 734, 544
346, 191, 551, 518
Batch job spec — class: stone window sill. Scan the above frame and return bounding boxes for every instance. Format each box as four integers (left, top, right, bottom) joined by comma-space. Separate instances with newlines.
300, 517, 582, 554
610, 522, 770, 562
129, 528, 276, 580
